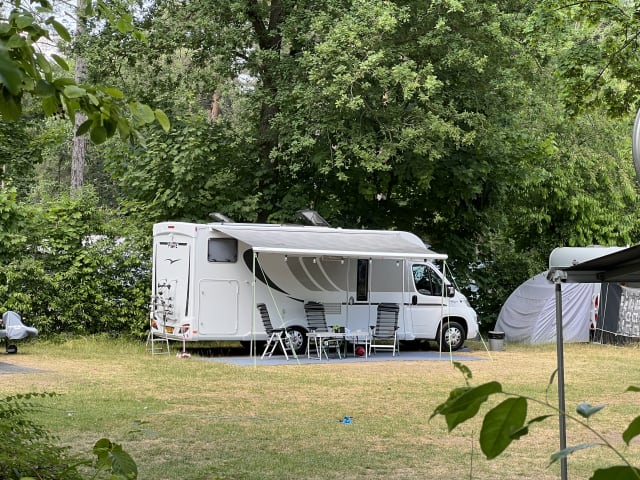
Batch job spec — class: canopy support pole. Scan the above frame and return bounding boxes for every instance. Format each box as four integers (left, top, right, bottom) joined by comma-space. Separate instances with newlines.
553, 277, 568, 480
252, 251, 257, 366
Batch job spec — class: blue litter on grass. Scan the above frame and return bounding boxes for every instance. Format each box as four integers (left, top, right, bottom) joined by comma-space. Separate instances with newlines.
340, 416, 352, 424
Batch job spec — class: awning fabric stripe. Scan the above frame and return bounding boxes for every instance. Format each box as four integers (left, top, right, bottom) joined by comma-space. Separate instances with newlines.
211, 224, 447, 260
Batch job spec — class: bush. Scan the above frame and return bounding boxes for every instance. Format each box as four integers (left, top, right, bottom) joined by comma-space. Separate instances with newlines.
0, 188, 151, 337
0, 393, 138, 479
0, 393, 84, 480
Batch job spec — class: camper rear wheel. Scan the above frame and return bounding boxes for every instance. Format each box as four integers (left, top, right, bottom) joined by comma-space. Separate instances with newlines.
439, 321, 465, 351
286, 327, 307, 355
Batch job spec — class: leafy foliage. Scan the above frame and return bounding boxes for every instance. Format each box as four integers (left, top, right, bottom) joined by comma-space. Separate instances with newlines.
93, 438, 138, 479
0, 392, 83, 480
0, 187, 151, 336
0, 392, 138, 480
0, 0, 169, 141
534, 0, 640, 116
1, 0, 640, 336
432, 363, 640, 478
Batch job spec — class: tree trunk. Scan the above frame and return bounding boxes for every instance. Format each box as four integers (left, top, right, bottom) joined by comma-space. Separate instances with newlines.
71, 0, 88, 191
209, 90, 222, 121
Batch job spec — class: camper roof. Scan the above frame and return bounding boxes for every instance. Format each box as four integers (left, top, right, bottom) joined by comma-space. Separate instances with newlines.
210, 224, 447, 260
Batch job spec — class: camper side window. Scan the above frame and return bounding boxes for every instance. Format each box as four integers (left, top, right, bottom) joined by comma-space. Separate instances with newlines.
208, 238, 238, 263
356, 259, 369, 301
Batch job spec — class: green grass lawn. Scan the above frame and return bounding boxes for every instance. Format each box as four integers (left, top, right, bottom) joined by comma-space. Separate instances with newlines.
4, 337, 640, 479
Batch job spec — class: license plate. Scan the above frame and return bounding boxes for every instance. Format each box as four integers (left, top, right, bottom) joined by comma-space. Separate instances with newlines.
165, 326, 174, 334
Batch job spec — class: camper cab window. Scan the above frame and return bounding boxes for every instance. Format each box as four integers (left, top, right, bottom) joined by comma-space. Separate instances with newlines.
208, 238, 238, 263
412, 264, 442, 296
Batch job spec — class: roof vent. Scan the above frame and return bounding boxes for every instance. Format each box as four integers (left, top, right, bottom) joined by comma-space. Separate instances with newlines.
296, 209, 330, 227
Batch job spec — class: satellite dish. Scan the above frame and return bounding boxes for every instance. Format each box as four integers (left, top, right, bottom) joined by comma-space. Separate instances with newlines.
632, 108, 640, 183
296, 209, 330, 227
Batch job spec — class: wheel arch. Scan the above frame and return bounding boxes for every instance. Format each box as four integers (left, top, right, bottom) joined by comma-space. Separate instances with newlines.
437, 316, 468, 339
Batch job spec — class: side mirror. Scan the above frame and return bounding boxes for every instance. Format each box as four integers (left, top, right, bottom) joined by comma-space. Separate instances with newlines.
447, 286, 455, 297
412, 295, 418, 305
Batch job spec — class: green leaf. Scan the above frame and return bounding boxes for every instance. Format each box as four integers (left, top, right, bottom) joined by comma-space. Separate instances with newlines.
63, 85, 87, 99
626, 386, 640, 392
5, 34, 25, 49
154, 109, 170, 132
431, 381, 502, 431
41, 94, 60, 116
130, 102, 155, 123
117, 118, 130, 140
509, 414, 553, 440
90, 125, 108, 144
47, 18, 71, 42
116, 14, 134, 33
590, 466, 640, 480
576, 402, 605, 419
16, 14, 35, 29
35, 79, 56, 96
93, 438, 112, 470
550, 443, 601, 465
76, 119, 92, 137
108, 442, 138, 478
99, 86, 124, 99
50, 54, 69, 71
35, 53, 51, 75
0, 90, 22, 121
92, 438, 138, 478
622, 416, 640, 445
52, 77, 75, 88
0, 56, 24, 95
479, 397, 527, 459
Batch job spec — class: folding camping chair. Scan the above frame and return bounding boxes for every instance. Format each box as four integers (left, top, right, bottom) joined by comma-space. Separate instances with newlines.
369, 303, 400, 356
258, 303, 291, 359
304, 301, 342, 359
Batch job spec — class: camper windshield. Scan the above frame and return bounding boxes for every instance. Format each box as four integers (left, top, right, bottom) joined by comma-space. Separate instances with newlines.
412, 264, 443, 296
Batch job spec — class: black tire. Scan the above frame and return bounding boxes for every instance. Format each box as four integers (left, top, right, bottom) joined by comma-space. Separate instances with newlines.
6, 344, 17, 354
439, 320, 465, 351
286, 326, 307, 355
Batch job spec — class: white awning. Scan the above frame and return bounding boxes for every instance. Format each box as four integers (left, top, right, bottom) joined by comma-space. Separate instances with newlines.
210, 224, 447, 260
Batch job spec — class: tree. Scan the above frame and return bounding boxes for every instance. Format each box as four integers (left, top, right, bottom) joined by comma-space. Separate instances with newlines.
92, 0, 536, 235
71, 0, 89, 190
0, 0, 169, 142
536, 0, 640, 117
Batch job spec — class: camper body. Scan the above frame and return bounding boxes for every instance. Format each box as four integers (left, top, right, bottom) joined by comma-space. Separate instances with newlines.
151, 222, 479, 352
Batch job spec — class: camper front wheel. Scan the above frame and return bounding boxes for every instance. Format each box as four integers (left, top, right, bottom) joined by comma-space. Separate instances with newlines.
286, 327, 307, 355
440, 321, 465, 351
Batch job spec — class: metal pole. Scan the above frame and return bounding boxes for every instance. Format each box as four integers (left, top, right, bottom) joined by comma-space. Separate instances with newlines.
555, 282, 568, 480
252, 251, 257, 365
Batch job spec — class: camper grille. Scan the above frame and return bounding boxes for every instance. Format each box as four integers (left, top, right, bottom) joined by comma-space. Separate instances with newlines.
323, 303, 342, 315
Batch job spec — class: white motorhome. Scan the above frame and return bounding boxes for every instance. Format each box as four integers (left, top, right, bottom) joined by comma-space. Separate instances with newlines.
150, 221, 479, 353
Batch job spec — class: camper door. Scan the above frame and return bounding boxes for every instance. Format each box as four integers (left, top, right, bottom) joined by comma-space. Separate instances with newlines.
407, 263, 444, 338
153, 237, 191, 326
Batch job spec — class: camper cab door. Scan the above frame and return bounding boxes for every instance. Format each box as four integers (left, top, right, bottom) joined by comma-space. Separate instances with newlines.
407, 263, 445, 338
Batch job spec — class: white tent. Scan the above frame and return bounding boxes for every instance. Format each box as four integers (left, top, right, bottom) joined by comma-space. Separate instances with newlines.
495, 272, 598, 344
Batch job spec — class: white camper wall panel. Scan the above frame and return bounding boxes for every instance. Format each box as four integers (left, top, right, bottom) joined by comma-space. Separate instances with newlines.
198, 279, 240, 335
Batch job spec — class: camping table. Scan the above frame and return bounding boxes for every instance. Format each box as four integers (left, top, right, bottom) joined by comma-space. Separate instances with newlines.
307, 331, 370, 360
